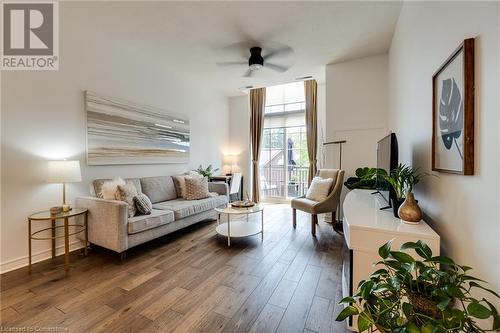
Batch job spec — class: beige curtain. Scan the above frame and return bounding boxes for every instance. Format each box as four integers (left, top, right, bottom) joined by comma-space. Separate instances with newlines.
250, 87, 266, 202
304, 80, 318, 185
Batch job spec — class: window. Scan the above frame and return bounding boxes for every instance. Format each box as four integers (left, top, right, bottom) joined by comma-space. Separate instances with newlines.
260, 82, 309, 199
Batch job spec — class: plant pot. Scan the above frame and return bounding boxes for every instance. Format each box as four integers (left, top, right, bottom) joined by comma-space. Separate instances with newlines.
391, 198, 404, 218
407, 291, 441, 319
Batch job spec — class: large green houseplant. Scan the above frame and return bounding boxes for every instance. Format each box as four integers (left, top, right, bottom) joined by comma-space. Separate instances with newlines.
336, 240, 500, 332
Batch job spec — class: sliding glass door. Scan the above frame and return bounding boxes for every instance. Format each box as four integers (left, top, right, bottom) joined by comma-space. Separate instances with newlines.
259, 125, 308, 199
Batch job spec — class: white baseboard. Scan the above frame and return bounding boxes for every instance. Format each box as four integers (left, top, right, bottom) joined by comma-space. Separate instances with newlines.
0, 240, 84, 274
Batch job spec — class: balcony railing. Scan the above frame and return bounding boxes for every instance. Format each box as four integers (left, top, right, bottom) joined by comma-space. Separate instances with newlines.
259, 166, 309, 199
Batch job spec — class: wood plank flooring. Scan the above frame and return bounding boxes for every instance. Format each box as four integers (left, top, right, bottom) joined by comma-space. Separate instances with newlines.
0, 204, 349, 333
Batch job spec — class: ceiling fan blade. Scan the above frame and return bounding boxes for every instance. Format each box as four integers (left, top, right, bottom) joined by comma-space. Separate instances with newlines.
242, 68, 253, 77
265, 62, 289, 73
263, 46, 294, 61
216, 61, 247, 67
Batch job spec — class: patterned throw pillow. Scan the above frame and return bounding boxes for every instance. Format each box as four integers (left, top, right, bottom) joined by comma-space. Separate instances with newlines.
184, 176, 210, 200
133, 193, 152, 215
117, 182, 138, 217
173, 172, 203, 198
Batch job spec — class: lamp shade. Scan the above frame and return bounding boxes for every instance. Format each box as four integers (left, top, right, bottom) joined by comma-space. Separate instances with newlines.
47, 160, 82, 183
223, 154, 237, 166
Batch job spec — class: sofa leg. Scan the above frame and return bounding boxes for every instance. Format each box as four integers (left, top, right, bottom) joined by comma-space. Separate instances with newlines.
292, 209, 297, 229
120, 251, 127, 262
311, 215, 317, 236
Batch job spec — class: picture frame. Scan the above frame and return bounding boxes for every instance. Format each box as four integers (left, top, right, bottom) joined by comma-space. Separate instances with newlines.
432, 38, 474, 175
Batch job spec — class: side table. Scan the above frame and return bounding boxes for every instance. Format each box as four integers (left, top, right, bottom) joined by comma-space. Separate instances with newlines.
27, 208, 88, 273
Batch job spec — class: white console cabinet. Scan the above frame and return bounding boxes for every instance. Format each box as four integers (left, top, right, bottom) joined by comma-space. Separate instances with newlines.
341, 189, 440, 331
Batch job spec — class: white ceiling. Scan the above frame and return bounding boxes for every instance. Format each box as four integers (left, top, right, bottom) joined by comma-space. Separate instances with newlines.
68, 1, 402, 96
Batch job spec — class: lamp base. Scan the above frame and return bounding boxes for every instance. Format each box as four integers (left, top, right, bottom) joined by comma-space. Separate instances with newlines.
62, 204, 72, 212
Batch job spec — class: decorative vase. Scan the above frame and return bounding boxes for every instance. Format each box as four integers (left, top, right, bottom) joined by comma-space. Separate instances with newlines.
391, 198, 404, 218
398, 192, 422, 224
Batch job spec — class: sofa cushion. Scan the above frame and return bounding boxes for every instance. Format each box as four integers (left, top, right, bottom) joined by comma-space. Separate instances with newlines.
127, 209, 174, 234
152, 195, 228, 220
93, 178, 142, 198
140, 176, 177, 204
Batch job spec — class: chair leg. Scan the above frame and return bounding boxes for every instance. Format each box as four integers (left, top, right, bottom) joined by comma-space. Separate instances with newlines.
311, 214, 317, 236
292, 208, 297, 229
120, 251, 127, 262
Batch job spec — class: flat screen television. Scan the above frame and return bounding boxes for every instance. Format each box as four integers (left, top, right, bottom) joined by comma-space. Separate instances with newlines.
375, 133, 398, 208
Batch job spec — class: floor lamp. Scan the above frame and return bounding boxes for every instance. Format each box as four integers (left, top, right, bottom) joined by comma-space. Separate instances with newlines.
322, 139, 346, 234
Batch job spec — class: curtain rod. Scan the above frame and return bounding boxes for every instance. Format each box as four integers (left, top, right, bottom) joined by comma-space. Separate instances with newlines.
323, 140, 347, 145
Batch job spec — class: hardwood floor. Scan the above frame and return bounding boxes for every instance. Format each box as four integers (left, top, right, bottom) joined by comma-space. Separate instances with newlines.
0, 204, 350, 333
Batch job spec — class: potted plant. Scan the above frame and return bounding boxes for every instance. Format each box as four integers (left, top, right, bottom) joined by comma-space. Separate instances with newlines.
344, 167, 387, 190
195, 164, 219, 179
336, 240, 500, 332
378, 164, 425, 217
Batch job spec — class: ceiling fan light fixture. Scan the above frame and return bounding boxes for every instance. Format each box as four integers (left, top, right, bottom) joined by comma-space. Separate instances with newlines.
249, 63, 263, 71
248, 46, 264, 71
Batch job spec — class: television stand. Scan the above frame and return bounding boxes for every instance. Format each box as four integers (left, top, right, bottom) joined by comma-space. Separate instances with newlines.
341, 189, 440, 332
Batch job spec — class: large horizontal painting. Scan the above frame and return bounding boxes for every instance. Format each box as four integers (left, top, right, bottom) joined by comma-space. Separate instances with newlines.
86, 91, 190, 165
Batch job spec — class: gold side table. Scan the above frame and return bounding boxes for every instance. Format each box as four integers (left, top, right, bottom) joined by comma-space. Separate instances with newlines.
28, 208, 88, 273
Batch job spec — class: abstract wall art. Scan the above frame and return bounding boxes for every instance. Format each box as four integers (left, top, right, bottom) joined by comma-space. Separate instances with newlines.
86, 91, 190, 165
432, 38, 474, 175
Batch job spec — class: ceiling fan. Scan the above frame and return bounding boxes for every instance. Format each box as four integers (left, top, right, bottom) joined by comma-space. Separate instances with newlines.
216, 44, 294, 77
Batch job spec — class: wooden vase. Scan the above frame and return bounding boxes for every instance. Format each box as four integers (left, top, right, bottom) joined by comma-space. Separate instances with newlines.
398, 192, 422, 224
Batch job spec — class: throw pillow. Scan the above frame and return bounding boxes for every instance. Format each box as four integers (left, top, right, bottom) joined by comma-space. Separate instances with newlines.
133, 193, 152, 215
185, 176, 210, 200
305, 177, 334, 202
117, 181, 138, 218
172, 175, 187, 198
100, 178, 126, 200
173, 172, 204, 198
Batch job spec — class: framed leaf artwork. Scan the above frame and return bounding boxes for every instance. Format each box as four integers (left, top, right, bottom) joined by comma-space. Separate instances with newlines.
432, 38, 474, 175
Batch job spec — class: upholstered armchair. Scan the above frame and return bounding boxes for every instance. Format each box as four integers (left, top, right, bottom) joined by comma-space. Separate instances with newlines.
291, 169, 345, 236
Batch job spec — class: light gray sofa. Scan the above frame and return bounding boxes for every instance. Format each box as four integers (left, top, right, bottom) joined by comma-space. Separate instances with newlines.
75, 176, 228, 257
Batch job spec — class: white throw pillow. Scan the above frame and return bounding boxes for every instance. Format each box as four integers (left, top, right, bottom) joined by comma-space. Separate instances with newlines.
100, 178, 126, 200
305, 177, 334, 202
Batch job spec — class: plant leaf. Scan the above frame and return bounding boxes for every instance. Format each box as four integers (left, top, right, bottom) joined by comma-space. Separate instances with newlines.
379, 240, 393, 259
390, 251, 415, 264
338, 296, 355, 304
436, 297, 452, 311
402, 302, 413, 317
400, 242, 418, 250
425, 256, 455, 266
416, 240, 433, 259
335, 305, 359, 321
407, 322, 421, 333
421, 324, 434, 333
469, 281, 500, 298
357, 312, 371, 332
467, 301, 492, 319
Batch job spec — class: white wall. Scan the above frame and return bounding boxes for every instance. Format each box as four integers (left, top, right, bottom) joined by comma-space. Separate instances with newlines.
228, 95, 250, 194
389, 0, 500, 309
0, 3, 229, 272
324, 55, 389, 176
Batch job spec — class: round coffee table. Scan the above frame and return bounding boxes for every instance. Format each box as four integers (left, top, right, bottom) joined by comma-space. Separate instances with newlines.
215, 205, 264, 246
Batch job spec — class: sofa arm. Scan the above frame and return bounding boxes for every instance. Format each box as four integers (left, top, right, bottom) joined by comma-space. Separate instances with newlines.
75, 196, 128, 253
208, 182, 229, 198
